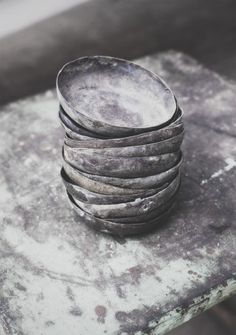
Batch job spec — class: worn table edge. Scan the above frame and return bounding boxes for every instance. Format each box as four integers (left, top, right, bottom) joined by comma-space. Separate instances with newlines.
143, 276, 236, 335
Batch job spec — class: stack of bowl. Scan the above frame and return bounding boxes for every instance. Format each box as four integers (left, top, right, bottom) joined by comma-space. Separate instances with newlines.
56, 56, 184, 236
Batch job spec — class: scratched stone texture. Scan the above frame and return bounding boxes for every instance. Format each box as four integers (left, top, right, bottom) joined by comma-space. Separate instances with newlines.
0, 51, 236, 335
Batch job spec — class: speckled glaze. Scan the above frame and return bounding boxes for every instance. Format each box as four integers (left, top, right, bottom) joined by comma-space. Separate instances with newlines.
109, 196, 178, 224
61, 168, 171, 205
59, 107, 108, 140
63, 145, 181, 178
64, 131, 184, 157
108, 195, 177, 224
58, 56, 184, 235
56, 56, 177, 136
61, 109, 183, 146
75, 155, 182, 189
72, 173, 180, 219
68, 192, 175, 236
63, 159, 147, 195
0, 52, 236, 335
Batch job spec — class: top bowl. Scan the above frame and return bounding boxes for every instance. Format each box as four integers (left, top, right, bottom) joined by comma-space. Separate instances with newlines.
56, 56, 177, 137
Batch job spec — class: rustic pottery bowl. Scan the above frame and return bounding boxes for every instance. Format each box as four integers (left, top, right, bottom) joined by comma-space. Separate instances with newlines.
57, 56, 177, 136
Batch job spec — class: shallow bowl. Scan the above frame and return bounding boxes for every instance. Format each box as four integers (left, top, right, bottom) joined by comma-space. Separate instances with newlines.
61, 167, 170, 205
76, 154, 182, 189
64, 144, 181, 178
68, 192, 175, 236
56, 56, 177, 137
72, 172, 180, 219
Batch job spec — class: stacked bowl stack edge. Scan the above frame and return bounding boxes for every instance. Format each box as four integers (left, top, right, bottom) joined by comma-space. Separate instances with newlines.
56, 56, 184, 236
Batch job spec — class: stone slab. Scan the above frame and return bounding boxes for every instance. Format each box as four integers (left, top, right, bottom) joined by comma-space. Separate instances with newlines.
0, 51, 236, 335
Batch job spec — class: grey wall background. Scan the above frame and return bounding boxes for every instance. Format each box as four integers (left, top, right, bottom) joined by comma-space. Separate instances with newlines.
0, 0, 86, 39
0, 0, 236, 105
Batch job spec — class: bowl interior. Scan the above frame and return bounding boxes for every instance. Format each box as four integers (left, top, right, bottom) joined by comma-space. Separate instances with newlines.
57, 57, 176, 130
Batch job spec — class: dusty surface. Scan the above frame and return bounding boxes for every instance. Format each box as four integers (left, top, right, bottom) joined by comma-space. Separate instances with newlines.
0, 51, 236, 335
57, 56, 176, 132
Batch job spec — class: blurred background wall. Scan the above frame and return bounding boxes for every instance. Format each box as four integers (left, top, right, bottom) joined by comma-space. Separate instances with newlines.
0, 0, 87, 39
0, 1, 235, 334
0, 0, 235, 105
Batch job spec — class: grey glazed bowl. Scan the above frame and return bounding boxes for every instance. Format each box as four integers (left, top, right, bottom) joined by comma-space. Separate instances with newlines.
64, 132, 184, 157
56, 56, 177, 137
73, 154, 182, 189
64, 144, 181, 178
72, 172, 180, 219
62, 108, 183, 148
62, 158, 150, 195
68, 192, 175, 236
59, 106, 108, 140
59, 104, 183, 141
61, 167, 170, 205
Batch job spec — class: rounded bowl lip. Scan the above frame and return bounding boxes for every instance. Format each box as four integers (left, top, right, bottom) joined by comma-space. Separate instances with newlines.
60, 107, 184, 148
68, 171, 180, 220
67, 190, 176, 235
73, 151, 183, 179
59, 104, 183, 143
58, 105, 109, 139
56, 55, 177, 133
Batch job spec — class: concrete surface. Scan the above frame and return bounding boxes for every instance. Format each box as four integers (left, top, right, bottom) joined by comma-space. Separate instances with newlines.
0, 51, 236, 335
